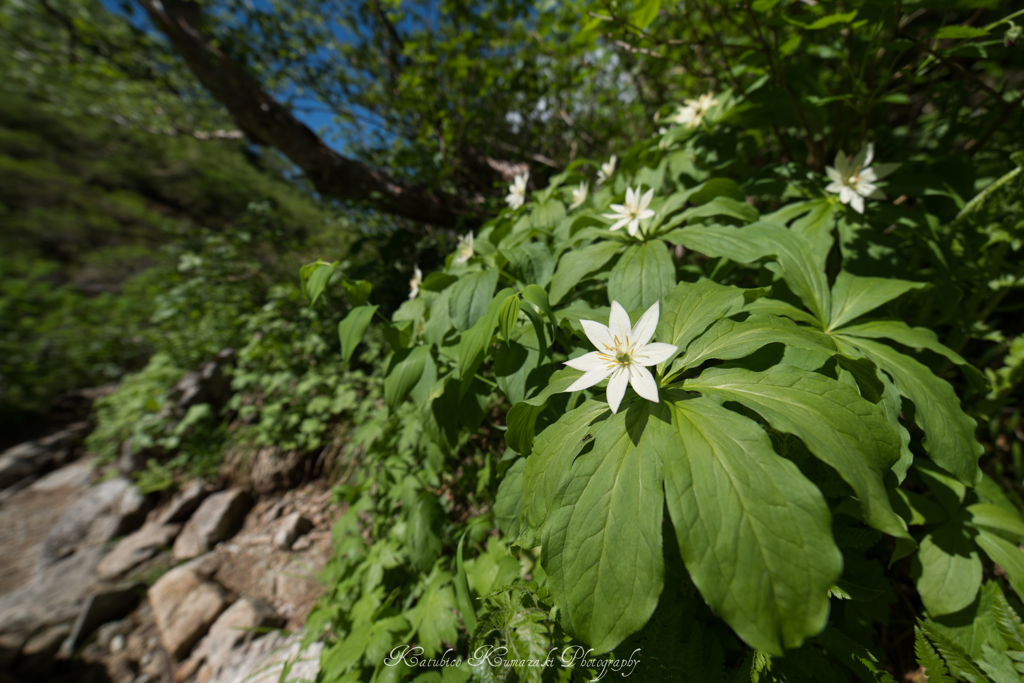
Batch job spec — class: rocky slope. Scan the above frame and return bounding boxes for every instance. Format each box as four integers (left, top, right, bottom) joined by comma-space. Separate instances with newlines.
0, 423, 339, 683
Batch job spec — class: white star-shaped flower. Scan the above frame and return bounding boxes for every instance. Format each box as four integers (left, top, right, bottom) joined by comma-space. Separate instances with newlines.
408, 265, 423, 299
671, 92, 718, 129
506, 172, 529, 210
453, 232, 474, 265
596, 154, 617, 186
569, 181, 589, 210
825, 143, 897, 214
563, 300, 678, 414
671, 104, 698, 128
603, 185, 655, 237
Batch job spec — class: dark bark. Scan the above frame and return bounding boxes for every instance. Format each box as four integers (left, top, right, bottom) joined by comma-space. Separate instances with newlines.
135, 0, 476, 228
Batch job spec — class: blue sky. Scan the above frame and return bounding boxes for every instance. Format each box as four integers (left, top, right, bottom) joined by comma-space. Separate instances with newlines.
105, 0, 347, 153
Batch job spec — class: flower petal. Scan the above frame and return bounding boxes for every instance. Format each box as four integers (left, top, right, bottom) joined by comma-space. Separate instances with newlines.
580, 320, 615, 353
630, 301, 660, 348
851, 194, 865, 214
632, 342, 677, 366
638, 208, 655, 220
825, 166, 842, 183
839, 187, 855, 205
565, 351, 612, 372
871, 162, 900, 180
609, 219, 629, 232
608, 300, 632, 342
606, 366, 630, 414
639, 187, 655, 212
566, 365, 616, 393
627, 219, 640, 237
834, 151, 850, 175
628, 365, 659, 403
825, 181, 843, 194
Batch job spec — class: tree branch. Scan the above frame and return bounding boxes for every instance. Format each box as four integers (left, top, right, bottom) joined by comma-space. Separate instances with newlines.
135, 0, 475, 227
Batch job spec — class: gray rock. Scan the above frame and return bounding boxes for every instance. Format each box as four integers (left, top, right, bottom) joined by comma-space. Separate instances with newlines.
63, 586, 142, 653
96, 523, 181, 580
94, 619, 132, 650
149, 564, 231, 659
205, 634, 322, 683
39, 478, 133, 569
0, 422, 89, 491
21, 624, 70, 658
187, 597, 284, 681
169, 349, 235, 417
29, 459, 95, 491
0, 545, 108, 640
273, 513, 313, 551
158, 479, 212, 524
173, 489, 252, 561
246, 446, 308, 494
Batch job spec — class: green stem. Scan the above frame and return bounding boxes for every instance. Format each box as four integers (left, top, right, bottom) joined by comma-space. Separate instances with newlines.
474, 373, 497, 389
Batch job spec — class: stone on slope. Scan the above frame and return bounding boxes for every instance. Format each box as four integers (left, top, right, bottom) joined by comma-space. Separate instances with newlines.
39, 477, 151, 569
184, 597, 283, 682
272, 513, 313, 551
97, 524, 182, 580
205, 633, 322, 683
173, 489, 252, 561
158, 480, 213, 524
64, 586, 142, 653
0, 421, 89, 491
149, 565, 231, 659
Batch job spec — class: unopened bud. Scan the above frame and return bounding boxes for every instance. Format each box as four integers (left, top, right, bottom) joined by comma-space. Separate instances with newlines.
1006, 22, 1022, 48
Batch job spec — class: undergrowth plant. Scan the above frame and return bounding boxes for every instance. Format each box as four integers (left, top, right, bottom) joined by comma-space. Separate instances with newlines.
302, 2, 1024, 675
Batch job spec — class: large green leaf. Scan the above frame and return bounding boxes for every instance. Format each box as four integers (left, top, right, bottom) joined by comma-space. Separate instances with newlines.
975, 530, 1024, 603
502, 242, 556, 288
504, 369, 579, 456
338, 304, 378, 364
543, 407, 664, 653
672, 313, 836, 374
655, 278, 764, 354
494, 458, 525, 539
912, 519, 982, 616
457, 287, 513, 393
877, 367, 914, 482
787, 198, 836, 263
304, 262, 335, 306
657, 396, 841, 654
837, 320, 985, 387
448, 269, 500, 332
494, 321, 546, 406
966, 503, 1024, 539
827, 272, 928, 331
549, 240, 623, 305
607, 241, 676, 311
835, 335, 982, 486
384, 345, 430, 411
520, 400, 609, 548
669, 223, 830, 324
684, 365, 909, 538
